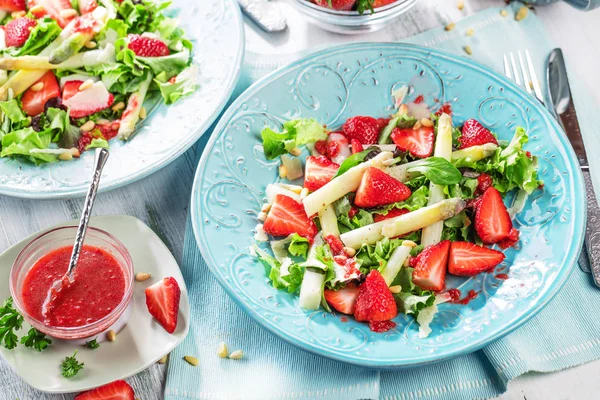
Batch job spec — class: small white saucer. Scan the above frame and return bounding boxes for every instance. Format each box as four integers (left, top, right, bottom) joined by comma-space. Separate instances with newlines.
0, 215, 190, 393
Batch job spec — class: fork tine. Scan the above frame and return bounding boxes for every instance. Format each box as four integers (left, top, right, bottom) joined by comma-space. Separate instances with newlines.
509, 52, 521, 85
503, 54, 512, 80
525, 50, 544, 103
518, 51, 532, 94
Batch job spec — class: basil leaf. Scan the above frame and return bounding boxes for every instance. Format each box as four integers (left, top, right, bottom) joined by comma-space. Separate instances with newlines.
407, 157, 462, 185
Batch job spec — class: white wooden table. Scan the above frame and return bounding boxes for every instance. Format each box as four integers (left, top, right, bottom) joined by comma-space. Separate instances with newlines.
1, 0, 599, 399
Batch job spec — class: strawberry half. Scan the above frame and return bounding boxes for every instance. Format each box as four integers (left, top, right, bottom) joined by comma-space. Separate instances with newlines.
263, 194, 317, 239
498, 227, 520, 249
391, 126, 435, 158
475, 187, 512, 243
312, 0, 355, 11
75, 380, 134, 400
458, 119, 498, 149
127, 34, 170, 57
343, 116, 381, 144
350, 139, 363, 154
29, 0, 77, 28
354, 270, 397, 322
145, 277, 181, 334
0, 0, 25, 12
354, 167, 411, 208
324, 283, 360, 315
21, 71, 60, 116
410, 240, 450, 292
4, 17, 36, 47
304, 156, 339, 192
78, 0, 98, 14
373, 207, 409, 223
448, 242, 505, 276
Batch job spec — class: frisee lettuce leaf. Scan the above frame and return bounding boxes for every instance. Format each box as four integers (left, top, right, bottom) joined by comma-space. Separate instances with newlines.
392, 267, 438, 338
260, 118, 327, 160
355, 237, 405, 273
154, 65, 197, 105
253, 245, 304, 293
371, 186, 429, 217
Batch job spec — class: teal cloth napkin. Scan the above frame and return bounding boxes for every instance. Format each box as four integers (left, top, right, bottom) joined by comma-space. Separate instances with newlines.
165, 5, 600, 399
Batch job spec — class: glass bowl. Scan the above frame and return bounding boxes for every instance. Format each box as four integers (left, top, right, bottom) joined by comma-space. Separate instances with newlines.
10, 226, 134, 341
291, 0, 419, 34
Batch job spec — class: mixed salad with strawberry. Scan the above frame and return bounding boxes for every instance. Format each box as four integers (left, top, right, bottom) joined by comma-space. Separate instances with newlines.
0, 0, 196, 164
252, 90, 541, 337
310, 0, 397, 14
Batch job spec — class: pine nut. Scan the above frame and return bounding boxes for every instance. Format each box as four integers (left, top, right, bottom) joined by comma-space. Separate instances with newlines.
84, 41, 97, 49
420, 118, 433, 127
158, 354, 169, 364
261, 203, 271, 213
70, 148, 81, 158
217, 342, 228, 358
402, 240, 417, 248
80, 120, 96, 132
78, 79, 94, 92
398, 104, 408, 115
112, 102, 125, 112
29, 4, 45, 14
515, 6, 528, 21
279, 164, 287, 179
139, 106, 147, 119
464, 45, 473, 56
135, 272, 151, 282
343, 247, 356, 257
111, 121, 121, 131
286, 185, 303, 194
289, 147, 302, 156
413, 121, 422, 130
58, 152, 73, 161
500, 9, 508, 17
59, 9, 78, 19
257, 211, 267, 221
445, 23, 456, 32
389, 285, 402, 294
30, 82, 44, 92
183, 355, 199, 366
107, 330, 117, 342
300, 187, 309, 200
228, 350, 243, 360
466, 28, 475, 37
11, 11, 25, 18
456, 0, 464, 10
96, 118, 110, 125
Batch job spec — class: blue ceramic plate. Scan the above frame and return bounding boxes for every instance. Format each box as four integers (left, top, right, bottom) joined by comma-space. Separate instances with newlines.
191, 43, 585, 368
0, 0, 244, 199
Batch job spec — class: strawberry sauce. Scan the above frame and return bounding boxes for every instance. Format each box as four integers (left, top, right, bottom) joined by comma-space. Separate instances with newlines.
22, 245, 126, 328
447, 289, 479, 305
495, 273, 509, 280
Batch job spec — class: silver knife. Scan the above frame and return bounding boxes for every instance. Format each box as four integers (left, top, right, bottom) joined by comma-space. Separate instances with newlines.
547, 48, 600, 286
238, 0, 287, 33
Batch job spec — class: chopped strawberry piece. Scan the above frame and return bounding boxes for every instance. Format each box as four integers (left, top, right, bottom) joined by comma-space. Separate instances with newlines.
458, 119, 498, 149
354, 270, 397, 322
410, 240, 450, 292
354, 167, 411, 208
21, 71, 60, 116
314, 140, 328, 156
145, 277, 181, 334
369, 320, 396, 332
498, 227, 520, 249
0, 0, 25, 12
312, 0, 355, 10
78, 0, 97, 14
476, 173, 493, 195
391, 126, 435, 158
263, 194, 317, 239
373, 207, 409, 223
333, 255, 361, 280
348, 206, 358, 219
29, 0, 76, 28
350, 139, 363, 154
96, 123, 119, 140
327, 138, 340, 158
475, 187, 512, 243
127, 34, 170, 57
435, 102, 453, 116
466, 196, 483, 211
74, 380, 135, 400
4, 17, 36, 47
448, 242, 505, 276
324, 283, 359, 315
343, 116, 381, 144
327, 132, 351, 164
413, 94, 425, 104
324, 234, 345, 255
376, 118, 390, 131
304, 156, 339, 192
77, 131, 93, 153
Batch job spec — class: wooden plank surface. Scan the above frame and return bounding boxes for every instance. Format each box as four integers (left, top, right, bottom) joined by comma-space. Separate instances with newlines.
1, 0, 599, 398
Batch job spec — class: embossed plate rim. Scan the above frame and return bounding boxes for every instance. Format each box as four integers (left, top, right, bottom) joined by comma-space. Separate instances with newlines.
191, 42, 586, 368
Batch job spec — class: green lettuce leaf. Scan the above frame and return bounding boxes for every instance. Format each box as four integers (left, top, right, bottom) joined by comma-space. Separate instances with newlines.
0, 100, 29, 133
253, 245, 304, 293
154, 65, 197, 105
85, 138, 109, 150
138, 49, 190, 79
333, 195, 374, 232
441, 210, 472, 242
260, 118, 326, 160
261, 126, 296, 160
372, 186, 429, 217
288, 234, 310, 258
1, 128, 57, 164
378, 112, 418, 144
334, 147, 382, 177
392, 267, 438, 337
117, 0, 171, 35
355, 237, 405, 273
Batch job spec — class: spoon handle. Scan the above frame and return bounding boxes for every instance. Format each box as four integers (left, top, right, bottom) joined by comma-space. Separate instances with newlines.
67, 148, 109, 276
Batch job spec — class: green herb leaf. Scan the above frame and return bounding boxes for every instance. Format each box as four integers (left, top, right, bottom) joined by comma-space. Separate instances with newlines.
406, 157, 462, 185
85, 338, 100, 349
61, 350, 85, 378
20, 328, 52, 352
333, 149, 372, 178
0, 297, 24, 350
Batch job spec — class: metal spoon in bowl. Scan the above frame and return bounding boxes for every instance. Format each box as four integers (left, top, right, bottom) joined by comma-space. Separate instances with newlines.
42, 148, 110, 319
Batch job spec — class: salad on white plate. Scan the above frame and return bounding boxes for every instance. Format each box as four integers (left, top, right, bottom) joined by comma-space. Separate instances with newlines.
0, 0, 196, 164
252, 91, 541, 337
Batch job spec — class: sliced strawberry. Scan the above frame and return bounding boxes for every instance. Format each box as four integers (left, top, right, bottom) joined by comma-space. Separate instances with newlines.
448, 242, 505, 276
391, 126, 435, 158
475, 187, 512, 243
29, 0, 77, 28
476, 173, 493, 195
63, 82, 114, 118
458, 119, 498, 149
127, 34, 170, 57
74, 380, 134, 400
0, 0, 25, 12
304, 156, 339, 192
314, 140, 328, 156
350, 139, 363, 154
343, 116, 380, 144
263, 194, 317, 239
348, 206, 358, 219
410, 240, 450, 292
78, 0, 97, 14
327, 132, 351, 164
145, 277, 181, 334
21, 71, 60, 116
61, 80, 82, 101
4, 17, 36, 47
324, 283, 359, 315
354, 167, 411, 208
312, 0, 355, 10
354, 270, 397, 322
324, 234, 344, 256
373, 207, 409, 223
369, 320, 396, 332
333, 255, 361, 280
498, 227, 520, 249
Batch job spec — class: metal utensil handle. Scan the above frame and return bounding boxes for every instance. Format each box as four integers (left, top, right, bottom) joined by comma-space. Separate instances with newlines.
583, 169, 600, 286
67, 148, 110, 276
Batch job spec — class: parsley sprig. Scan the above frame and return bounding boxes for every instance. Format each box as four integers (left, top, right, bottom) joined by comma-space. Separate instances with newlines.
20, 328, 52, 352
61, 350, 85, 378
0, 297, 51, 351
85, 338, 100, 349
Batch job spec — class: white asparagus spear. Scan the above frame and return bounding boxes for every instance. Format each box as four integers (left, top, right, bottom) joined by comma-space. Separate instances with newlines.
340, 198, 466, 249
118, 73, 153, 140
421, 113, 453, 248
299, 269, 325, 310
318, 205, 340, 238
381, 242, 413, 286
302, 151, 393, 216
0, 29, 7, 86
0, 44, 116, 71
451, 143, 498, 162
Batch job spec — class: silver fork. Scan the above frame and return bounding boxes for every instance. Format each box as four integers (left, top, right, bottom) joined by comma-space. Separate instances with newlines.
503, 50, 544, 105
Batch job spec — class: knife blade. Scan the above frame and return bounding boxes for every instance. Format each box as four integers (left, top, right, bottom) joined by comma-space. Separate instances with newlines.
547, 48, 600, 286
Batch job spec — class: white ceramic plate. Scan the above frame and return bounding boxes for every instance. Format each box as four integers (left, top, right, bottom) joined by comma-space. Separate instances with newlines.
0, 215, 189, 393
